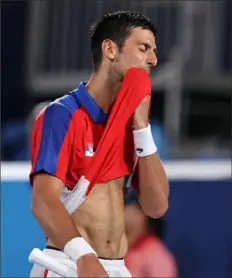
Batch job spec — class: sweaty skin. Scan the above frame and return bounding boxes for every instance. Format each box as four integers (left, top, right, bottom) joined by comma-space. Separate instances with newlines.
47, 177, 128, 258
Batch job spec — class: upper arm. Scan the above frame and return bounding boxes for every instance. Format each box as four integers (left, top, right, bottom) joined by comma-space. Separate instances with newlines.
32, 173, 64, 204
30, 102, 74, 186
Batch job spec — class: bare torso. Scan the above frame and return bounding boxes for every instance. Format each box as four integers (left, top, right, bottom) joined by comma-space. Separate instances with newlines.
47, 177, 128, 258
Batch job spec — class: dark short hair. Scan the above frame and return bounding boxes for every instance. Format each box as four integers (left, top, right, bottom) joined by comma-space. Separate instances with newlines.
89, 11, 156, 71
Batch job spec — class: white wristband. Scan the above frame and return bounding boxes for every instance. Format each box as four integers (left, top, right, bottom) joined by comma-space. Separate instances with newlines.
133, 124, 157, 157
64, 237, 97, 262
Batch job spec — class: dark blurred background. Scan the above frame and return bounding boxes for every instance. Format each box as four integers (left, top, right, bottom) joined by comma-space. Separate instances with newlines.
2, 0, 231, 161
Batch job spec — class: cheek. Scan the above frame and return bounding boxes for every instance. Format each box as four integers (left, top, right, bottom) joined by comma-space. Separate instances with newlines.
127, 50, 146, 66
115, 49, 145, 74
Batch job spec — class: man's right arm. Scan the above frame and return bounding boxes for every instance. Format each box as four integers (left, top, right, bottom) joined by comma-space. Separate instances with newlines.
30, 103, 80, 248
30, 103, 108, 276
32, 173, 108, 277
32, 173, 80, 249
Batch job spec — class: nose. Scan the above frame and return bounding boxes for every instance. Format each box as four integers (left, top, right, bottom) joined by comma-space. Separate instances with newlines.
147, 52, 157, 67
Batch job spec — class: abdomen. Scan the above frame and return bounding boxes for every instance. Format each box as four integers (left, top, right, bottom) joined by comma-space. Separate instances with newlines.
71, 177, 128, 258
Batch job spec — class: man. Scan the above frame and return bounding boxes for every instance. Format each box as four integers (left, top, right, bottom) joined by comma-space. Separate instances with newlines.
29, 11, 169, 278
124, 189, 177, 277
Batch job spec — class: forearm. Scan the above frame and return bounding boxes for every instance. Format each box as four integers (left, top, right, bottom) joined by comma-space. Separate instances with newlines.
32, 194, 80, 249
133, 119, 169, 217
138, 152, 169, 217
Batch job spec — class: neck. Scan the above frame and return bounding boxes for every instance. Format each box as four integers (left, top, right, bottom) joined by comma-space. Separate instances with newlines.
85, 68, 122, 113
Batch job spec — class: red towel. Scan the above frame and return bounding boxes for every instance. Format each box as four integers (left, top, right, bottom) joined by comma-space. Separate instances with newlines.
85, 68, 152, 195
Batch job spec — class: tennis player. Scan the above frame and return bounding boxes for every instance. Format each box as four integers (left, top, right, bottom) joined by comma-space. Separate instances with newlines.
29, 11, 169, 277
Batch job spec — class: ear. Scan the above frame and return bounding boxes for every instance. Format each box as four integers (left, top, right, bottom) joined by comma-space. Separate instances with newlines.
102, 39, 118, 61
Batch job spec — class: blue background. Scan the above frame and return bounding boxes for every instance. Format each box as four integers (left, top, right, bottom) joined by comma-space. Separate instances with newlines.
1, 180, 231, 277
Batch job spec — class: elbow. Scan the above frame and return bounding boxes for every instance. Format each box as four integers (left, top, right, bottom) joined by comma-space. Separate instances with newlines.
141, 196, 169, 218
152, 200, 168, 218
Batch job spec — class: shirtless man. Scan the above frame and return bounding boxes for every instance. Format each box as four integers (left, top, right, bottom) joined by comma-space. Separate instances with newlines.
29, 11, 169, 277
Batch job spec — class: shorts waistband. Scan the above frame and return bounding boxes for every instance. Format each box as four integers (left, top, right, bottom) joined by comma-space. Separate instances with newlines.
46, 245, 124, 261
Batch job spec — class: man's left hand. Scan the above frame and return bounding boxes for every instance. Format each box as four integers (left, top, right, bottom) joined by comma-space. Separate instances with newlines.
133, 95, 150, 130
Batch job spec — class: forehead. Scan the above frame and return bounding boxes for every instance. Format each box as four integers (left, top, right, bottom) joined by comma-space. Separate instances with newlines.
126, 27, 156, 46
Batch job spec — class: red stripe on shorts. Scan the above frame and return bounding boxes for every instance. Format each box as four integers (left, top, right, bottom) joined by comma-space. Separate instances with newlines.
44, 269, 48, 278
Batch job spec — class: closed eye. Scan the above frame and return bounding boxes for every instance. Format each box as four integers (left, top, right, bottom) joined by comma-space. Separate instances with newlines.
141, 43, 149, 51
139, 43, 157, 57
139, 47, 146, 52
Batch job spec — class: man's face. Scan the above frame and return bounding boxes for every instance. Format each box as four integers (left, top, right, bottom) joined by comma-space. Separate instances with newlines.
114, 27, 157, 77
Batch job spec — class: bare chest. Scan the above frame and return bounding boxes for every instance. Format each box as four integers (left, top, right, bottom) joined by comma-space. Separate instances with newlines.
47, 175, 128, 257
70, 177, 127, 253
72, 177, 125, 233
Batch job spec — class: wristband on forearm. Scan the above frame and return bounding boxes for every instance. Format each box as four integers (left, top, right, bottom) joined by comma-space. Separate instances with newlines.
133, 124, 157, 157
64, 237, 97, 262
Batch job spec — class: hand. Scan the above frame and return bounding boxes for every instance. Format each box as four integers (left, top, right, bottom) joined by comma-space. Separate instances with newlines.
133, 95, 151, 130
76, 254, 109, 277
